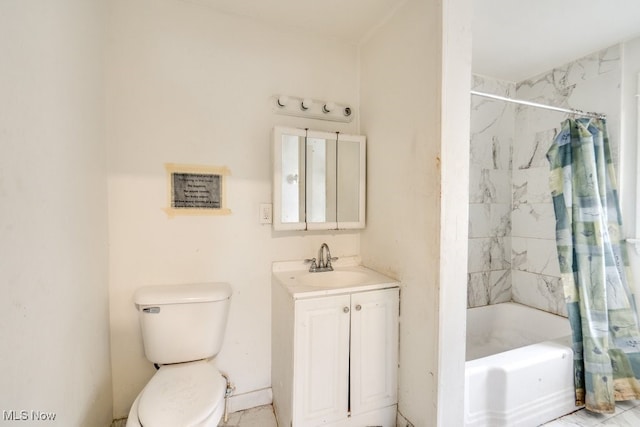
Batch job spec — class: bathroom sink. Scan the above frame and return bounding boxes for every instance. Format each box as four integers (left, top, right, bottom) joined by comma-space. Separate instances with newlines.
272, 257, 399, 297
297, 270, 372, 287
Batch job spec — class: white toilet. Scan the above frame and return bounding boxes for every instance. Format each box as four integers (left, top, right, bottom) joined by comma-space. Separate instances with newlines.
126, 282, 232, 427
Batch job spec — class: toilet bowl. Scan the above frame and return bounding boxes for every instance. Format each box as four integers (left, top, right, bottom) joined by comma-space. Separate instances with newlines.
126, 282, 232, 427
126, 359, 226, 427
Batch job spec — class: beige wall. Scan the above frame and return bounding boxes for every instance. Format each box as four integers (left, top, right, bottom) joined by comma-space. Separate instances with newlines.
437, 0, 472, 422
0, 1, 112, 425
361, 1, 470, 426
106, 0, 361, 418
359, 0, 470, 424
0, 0, 472, 424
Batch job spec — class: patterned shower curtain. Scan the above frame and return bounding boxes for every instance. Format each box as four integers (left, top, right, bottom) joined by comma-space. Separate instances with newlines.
547, 118, 640, 414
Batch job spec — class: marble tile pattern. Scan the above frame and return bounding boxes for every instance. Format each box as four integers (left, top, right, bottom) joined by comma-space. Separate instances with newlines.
468, 45, 622, 315
511, 45, 621, 316
116, 401, 640, 427
542, 400, 640, 426
468, 75, 515, 308
112, 404, 278, 427
219, 405, 277, 427
397, 411, 415, 427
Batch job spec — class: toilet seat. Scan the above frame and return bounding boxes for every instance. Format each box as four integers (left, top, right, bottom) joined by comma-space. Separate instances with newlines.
137, 359, 226, 427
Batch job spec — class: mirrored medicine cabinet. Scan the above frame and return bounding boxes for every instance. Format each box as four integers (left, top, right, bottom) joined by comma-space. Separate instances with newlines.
273, 126, 366, 230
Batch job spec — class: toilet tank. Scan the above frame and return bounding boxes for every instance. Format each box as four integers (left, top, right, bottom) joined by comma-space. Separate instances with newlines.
134, 282, 232, 365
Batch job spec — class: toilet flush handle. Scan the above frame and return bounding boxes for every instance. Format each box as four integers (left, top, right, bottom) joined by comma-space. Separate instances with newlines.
142, 307, 161, 314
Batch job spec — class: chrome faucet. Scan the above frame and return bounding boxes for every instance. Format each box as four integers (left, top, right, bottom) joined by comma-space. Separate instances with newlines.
305, 243, 337, 272
318, 243, 332, 271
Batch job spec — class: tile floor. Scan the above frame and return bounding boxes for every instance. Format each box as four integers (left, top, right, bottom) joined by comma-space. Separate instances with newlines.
111, 405, 277, 427
541, 400, 640, 426
219, 405, 277, 427
117, 401, 640, 426
227, 402, 640, 426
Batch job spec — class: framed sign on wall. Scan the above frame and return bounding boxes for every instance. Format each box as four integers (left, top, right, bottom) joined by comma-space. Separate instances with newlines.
164, 163, 231, 217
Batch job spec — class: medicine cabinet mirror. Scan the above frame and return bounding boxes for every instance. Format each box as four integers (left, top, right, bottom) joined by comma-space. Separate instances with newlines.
273, 126, 366, 230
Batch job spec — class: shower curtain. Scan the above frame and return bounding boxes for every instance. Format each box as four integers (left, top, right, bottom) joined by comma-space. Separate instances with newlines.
547, 118, 640, 414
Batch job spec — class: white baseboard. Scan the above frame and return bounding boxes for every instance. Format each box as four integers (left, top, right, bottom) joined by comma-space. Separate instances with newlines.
227, 387, 273, 413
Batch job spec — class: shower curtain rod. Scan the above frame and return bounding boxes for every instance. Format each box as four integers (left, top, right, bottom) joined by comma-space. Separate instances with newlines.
470, 90, 606, 120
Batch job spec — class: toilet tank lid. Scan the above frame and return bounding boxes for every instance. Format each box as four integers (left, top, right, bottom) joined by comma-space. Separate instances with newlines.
134, 282, 232, 306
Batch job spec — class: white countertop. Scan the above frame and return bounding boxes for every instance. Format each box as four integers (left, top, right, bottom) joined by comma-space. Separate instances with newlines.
272, 256, 399, 299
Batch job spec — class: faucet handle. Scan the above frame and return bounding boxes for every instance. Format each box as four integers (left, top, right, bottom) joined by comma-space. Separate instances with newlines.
304, 258, 318, 272
326, 256, 338, 270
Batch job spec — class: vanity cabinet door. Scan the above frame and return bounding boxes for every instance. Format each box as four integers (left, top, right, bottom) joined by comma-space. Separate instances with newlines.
293, 294, 351, 426
350, 288, 399, 416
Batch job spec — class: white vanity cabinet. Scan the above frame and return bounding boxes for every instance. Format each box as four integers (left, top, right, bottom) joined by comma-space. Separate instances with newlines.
272, 281, 399, 427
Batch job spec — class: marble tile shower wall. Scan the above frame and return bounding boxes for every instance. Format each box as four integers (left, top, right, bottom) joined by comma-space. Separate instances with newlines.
468, 75, 515, 308
468, 45, 622, 315
511, 45, 621, 316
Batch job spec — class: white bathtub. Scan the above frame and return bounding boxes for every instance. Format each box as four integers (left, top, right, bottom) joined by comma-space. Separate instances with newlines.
465, 302, 578, 427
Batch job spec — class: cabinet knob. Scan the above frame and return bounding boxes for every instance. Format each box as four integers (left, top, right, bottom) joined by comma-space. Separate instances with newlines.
343, 306, 350, 313
355, 304, 362, 311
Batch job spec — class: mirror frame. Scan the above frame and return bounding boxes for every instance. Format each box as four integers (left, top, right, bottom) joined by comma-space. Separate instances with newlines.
305, 129, 338, 230
335, 132, 366, 230
272, 126, 366, 231
273, 126, 307, 230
